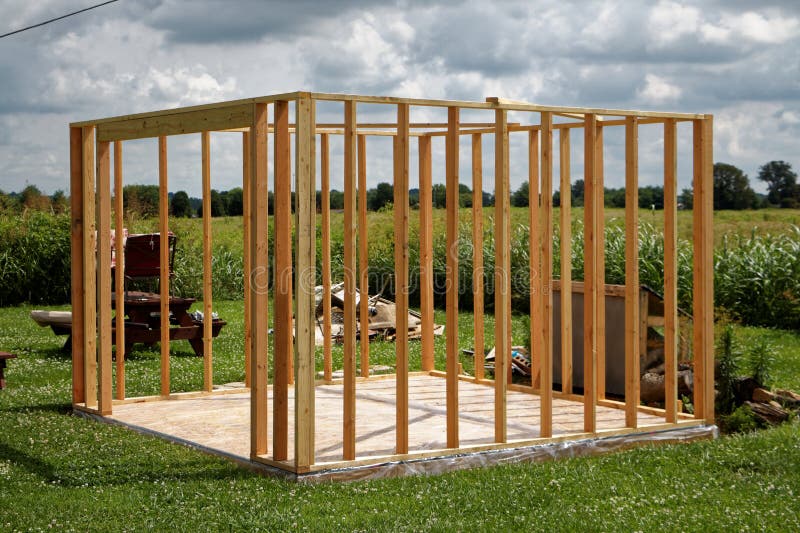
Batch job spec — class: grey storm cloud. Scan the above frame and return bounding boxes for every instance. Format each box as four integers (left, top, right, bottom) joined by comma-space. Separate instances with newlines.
0, 0, 798, 195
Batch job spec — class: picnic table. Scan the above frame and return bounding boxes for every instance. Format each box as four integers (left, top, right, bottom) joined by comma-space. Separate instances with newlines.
0, 351, 17, 389
112, 291, 226, 358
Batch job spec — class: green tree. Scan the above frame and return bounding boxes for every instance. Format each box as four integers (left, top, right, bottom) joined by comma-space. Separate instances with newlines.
225, 187, 244, 216
170, 190, 192, 217
571, 179, 585, 207
713, 163, 757, 210
511, 181, 529, 207
50, 190, 68, 214
758, 160, 798, 207
124, 185, 160, 217
368, 182, 393, 211
21, 185, 50, 211
431, 184, 447, 208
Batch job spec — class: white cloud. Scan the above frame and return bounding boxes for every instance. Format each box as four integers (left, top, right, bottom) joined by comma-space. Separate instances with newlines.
637, 74, 682, 104
648, 1, 701, 46
720, 11, 800, 44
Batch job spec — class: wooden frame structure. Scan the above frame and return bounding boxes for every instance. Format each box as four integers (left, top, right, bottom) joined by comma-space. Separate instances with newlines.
70, 92, 714, 478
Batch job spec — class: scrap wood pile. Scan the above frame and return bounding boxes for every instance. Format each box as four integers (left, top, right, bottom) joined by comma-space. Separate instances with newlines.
313, 283, 443, 346
732, 378, 800, 426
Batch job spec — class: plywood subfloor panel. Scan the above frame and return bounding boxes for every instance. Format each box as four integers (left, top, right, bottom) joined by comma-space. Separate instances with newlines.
108, 375, 666, 464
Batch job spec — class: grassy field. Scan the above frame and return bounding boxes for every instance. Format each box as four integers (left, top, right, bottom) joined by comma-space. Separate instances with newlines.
2, 302, 800, 530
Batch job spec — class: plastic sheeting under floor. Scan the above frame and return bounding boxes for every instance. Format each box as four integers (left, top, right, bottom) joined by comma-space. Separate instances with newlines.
91, 374, 715, 481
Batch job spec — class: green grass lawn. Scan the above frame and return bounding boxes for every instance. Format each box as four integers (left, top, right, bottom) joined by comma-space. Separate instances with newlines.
2, 303, 800, 530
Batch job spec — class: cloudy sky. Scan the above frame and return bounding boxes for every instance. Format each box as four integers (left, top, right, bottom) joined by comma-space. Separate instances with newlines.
0, 0, 798, 197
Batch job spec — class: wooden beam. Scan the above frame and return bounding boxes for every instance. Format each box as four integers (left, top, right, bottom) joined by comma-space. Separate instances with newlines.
294, 94, 317, 468
70, 127, 85, 406
494, 108, 509, 443
81, 126, 97, 409
273, 100, 292, 461
529, 130, 542, 391
343, 100, 357, 461
395, 103, 411, 454
97, 103, 254, 142
540, 112, 553, 438
583, 114, 598, 434
358, 134, 370, 378
242, 131, 252, 388
472, 133, 485, 380
113, 140, 125, 401
158, 136, 170, 398
201, 131, 213, 393
320, 133, 333, 382
419, 135, 434, 372
663, 118, 678, 423
445, 106, 460, 449
693, 117, 714, 423
595, 124, 606, 401
96, 140, 112, 415
559, 128, 572, 395
249, 103, 269, 458
624, 116, 640, 428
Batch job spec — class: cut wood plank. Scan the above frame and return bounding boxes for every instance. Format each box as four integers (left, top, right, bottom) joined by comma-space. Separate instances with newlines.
320, 133, 332, 381
558, 128, 571, 395
96, 140, 112, 415
540, 112, 553, 438
663, 118, 678, 423
201, 131, 213, 393
583, 114, 597, 434
81, 126, 97, 409
358, 134, 370, 378
472, 133, 485, 380
70, 127, 85, 406
250, 103, 269, 458
395, 103, 410, 454
529, 129, 542, 390
242, 131, 252, 388
446, 106, 460, 449
419, 135, 434, 372
158, 136, 170, 398
624, 116, 639, 428
494, 108, 509, 443
113, 140, 125, 401
595, 124, 606, 401
343, 100, 357, 461
273, 100, 291, 461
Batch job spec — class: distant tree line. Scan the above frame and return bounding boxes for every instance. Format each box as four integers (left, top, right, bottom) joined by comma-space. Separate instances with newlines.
2, 160, 797, 216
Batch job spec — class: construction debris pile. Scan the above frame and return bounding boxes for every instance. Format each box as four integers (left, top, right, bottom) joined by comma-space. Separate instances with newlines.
314, 283, 443, 346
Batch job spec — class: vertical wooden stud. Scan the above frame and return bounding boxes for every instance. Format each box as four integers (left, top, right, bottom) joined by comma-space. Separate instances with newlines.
158, 136, 170, 398
70, 127, 85, 406
395, 103, 411, 454
358, 134, 370, 378
624, 117, 640, 428
663, 119, 678, 423
445, 106, 460, 449
494, 108, 509, 443
583, 114, 598, 434
81, 126, 97, 409
113, 141, 125, 401
595, 124, 606, 401
540, 112, 553, 438
559, 128, 572, 395
294, 94, 317, 468
320, 133, 333, 382
273, 100, 292, 461
96, 140, 112, 415
529, 130, 542, 390
249, 103, 269, 458
419, 135, 435, 372
201, 131, 213, 393
343, 100, 357, 461
242, 131, 252, 388
693, 117, 714, 423
472, 133, 485, 380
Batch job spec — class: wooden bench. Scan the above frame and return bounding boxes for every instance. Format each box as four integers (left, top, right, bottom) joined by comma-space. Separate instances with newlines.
0, 351, 17, 389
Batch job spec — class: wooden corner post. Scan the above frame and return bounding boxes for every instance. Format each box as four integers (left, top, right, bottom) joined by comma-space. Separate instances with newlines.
445, 106, 460, 449
494, 108, 509, 443
158, 136, 170, 398
69, 127, 85, 406
201, 131, 213, 393
96, 140, 113, 415
343, 100, 357, 461
274, 100, 292, 461
663, 119, 678, 423
396, 103, 411, 454
295, 95, 317, 468
583, 114, 598, 434
540, 112, 553, 438
249, 103, 269, 458
693, 116, 714, 424
113, 141, 125, 401
81, 126, 97, 409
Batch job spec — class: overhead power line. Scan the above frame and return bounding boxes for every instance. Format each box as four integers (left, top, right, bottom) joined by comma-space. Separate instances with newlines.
0, 0, 120, 39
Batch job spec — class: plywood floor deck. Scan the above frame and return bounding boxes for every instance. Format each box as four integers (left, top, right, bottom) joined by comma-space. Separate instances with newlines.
107, 374, 673, 467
